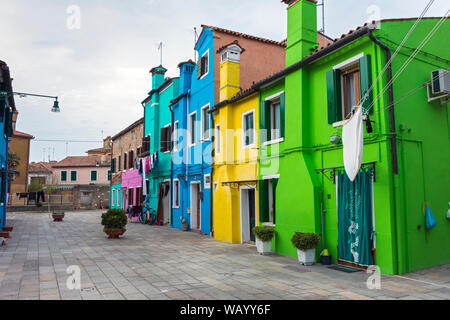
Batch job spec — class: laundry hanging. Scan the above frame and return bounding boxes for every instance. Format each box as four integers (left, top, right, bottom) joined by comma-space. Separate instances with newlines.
342, 106, 364, 182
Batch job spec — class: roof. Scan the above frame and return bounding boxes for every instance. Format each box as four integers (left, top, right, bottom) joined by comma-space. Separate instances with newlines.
52, 155, 110, 168
210, 88, 258, 113
12, 130, 34, 139
198, 25, 286, 48
178, 59, 196, 68
111, 118, 144, 141
86, 147, 111, 154
149, 65, 167, 75
216, 40, 246, 54
141, 77, 177, 106
29, 162, 54, 173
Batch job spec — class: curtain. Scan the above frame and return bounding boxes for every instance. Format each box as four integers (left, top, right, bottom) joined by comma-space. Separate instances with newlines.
337, 168, 374, 266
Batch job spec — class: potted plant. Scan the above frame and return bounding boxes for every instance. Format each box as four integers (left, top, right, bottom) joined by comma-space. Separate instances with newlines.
181, 218, 188, 231
291, 232, 321, 266
2, 226, 13, 232
101, 209, 127, 239
52, 211, 65, 222
252, 226, 275, 255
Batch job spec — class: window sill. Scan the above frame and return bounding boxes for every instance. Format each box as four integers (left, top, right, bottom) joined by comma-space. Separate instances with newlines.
263, 138, 284, 146
242, 144, 255, 150
262, 222, 275, 227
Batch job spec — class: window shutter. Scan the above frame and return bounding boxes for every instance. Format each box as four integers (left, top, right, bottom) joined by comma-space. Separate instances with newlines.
272, 178, 279, 224
280, 93, 286, 138
124, 153, 127, 170
4, 108, 10, 136
326, 69, 342, 124
259, 101, 267, 143
7, 109, 13, 137
71, 171, 77, 181
118, 156, 121, 172
167, 125, 172, 151
359, 55, 373, 114
111, 159, 116, 173
91, 171, 97, 181
129, 150, 134, 168
259, 179, 269, 223
0, 98, 5, 122
197, 58, 201, 79
160, 127, 167, 152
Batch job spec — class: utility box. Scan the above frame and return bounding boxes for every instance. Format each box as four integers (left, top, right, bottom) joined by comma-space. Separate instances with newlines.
431, 69, 450, 95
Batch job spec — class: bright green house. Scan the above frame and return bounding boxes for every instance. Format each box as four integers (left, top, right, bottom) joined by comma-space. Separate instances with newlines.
254, 0, 450, 275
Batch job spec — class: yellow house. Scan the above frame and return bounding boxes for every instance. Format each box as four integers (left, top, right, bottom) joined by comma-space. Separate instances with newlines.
211, 42, 259, 244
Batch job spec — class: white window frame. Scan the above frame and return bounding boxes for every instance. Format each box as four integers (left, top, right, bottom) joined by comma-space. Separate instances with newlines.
201, 104, 211, 142
173, 121, 179, 152
163, 123, 171, 154
172, 179, 180, 208
189, 111, 197, 147
204, 174, 211, 189
242, 109, 255, 149
215, 124, 220, 155
199, 49, 209, 80
264, 91, 285, 145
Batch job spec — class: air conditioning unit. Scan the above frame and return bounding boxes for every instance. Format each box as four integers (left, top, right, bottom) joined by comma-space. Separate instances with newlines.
431, 69, 450, 95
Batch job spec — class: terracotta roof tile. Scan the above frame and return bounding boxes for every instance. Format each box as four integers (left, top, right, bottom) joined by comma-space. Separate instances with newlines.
53, 156, 110, 168
29, 162, 54, 173
12, 130, 34, 139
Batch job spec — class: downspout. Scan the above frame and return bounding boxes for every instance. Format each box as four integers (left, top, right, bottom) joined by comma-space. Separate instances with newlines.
210, 111, 215, 237
186, 91, 190, 182
169, 104, 174, 227
369, 30, 403, 274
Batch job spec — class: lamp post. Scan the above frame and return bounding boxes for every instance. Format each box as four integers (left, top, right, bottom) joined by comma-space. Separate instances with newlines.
0, 91, 61, 113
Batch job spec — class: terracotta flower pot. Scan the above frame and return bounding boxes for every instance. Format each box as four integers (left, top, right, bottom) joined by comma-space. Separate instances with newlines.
2, 226, 13, 232
105, 229, 125, 239
0, 231, 11, 239
52, 214, 65, 222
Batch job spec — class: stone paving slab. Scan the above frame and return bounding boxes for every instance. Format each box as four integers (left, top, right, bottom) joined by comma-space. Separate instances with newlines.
0, 210, 449, 300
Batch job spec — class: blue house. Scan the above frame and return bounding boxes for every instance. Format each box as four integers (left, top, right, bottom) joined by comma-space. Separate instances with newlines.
0, 61, 16, 228
170, 25, 286, 235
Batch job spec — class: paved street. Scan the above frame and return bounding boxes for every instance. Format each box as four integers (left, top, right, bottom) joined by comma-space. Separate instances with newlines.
0, 210, 449, 300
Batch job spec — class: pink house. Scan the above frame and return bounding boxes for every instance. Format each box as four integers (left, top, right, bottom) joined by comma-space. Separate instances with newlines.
122, 169, 143, 208
52, 155, 111, 185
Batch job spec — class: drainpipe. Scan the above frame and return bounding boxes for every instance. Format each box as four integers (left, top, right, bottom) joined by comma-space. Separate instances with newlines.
368, 30, 403, 274
169, 105, 174, 227
210, 111, 215, 237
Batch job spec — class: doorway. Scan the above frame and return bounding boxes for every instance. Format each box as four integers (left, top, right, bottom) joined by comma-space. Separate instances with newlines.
240, 187, 256, 243
162, 181, 171, 225
190, 182, 201, 230
337, 169, 375, 269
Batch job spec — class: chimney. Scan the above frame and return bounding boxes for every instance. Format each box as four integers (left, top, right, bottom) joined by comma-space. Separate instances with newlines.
149, 65, 167, 90
178, 60, 195, 94
285, 0, 318, 66
218, 41, 244, 102
12, 110, 18, 132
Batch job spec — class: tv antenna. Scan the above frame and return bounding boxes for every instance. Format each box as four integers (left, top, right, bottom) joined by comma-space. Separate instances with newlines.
194, 27, 198, 61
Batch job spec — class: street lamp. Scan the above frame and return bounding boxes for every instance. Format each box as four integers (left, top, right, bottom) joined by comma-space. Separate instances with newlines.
0, 91, 61, 113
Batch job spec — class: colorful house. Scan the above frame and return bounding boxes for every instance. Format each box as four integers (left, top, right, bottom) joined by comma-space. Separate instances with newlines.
253, 0, 450, 274
170, 25, 286, 235
110, 118, 144, 209
0, 60, 16, 227
141, 67, 179, 225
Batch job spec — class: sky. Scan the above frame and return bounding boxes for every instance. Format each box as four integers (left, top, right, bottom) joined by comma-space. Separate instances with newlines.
0, 0, 448, 163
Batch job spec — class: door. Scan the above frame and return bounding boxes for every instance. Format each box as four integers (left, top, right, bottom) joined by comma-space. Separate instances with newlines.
241, 188, 256, 243
190, 183, 200, 230
163, 182, 171, 225
81, 191, 93, 206
337, 169, 375, 268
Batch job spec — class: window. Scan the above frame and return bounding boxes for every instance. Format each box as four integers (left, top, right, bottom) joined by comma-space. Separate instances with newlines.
261, 92, 285, 143
259, 177, 279, 224
215, 125, 220, 154
107, 170, 111, 181
173, 121, 179, 151
91, 170, 97, 182
124, 153, 128, 170
189, 112, 197, 146
61, 171, 67, 182
204, 174, 211, 189
201, 105, 210, 141
141, 135, 151, 157
173, 179, 180, 208
160, 125, 171, 153
129, 150, 134, 169
136, 187, 143, 205
70, 171, 77, 182
118, 156, 122, 172
112, 189, 116, 207
197, 50, 209, 79
326, 55, 373, 125
242, 110, 255, 147
131, 130, 135, 140
128, 188, 134, 206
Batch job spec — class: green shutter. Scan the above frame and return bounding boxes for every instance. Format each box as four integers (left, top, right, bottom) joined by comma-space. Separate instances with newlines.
259, 179, 269, 223
259, 100, 266, 143
280, 93, 285, 138
111, 159, 116, 173
326, 69, 342, 124
71, 171, 77, 181
4, 108, 11, 136
359, 55, 373, 114
0, 98, 5, 122
107, 170, 111, 181
61, 171, 67, 182
91, 171, 97, 181
118, 156, 121, 171
272, 178, 279, 224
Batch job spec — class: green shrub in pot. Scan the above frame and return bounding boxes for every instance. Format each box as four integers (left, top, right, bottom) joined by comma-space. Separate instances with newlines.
291, 232, 321, 265
252, 226, 275, 242
101, 209, 127, 237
